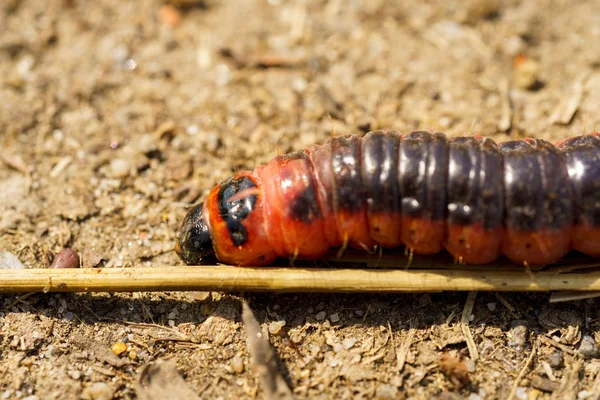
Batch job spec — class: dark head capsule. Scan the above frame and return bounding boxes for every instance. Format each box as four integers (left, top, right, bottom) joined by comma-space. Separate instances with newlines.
176, 202, 215, 265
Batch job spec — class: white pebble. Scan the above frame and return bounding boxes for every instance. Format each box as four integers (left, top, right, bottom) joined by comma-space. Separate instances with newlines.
342, 337, 357, 350
330, 313, 340, 323
515, 387, 527, 400
315, 311, 326, 321
109, 158, 130, 178
333, 343, 344, 353
215, 64, 231, 86
81, 382, 113, 400
135, 134, 157, 154
487, 302, 497, 312
268, 320, 286, 335
0, 251, 25, 269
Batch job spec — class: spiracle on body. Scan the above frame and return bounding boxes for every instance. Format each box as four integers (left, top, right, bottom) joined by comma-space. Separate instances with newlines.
175, 130, 600, 267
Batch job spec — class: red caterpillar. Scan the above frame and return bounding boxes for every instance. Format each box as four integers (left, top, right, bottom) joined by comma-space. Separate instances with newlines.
175, 130, 600, 266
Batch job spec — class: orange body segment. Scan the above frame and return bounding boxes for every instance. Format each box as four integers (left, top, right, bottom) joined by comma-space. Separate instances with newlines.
572, 224, 600, 257
501, 227, 572, 265
445, 223, 502, 264
401, 216, 446, 254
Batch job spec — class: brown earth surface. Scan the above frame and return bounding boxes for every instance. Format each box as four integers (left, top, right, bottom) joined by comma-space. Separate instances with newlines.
2, 0, 600, 399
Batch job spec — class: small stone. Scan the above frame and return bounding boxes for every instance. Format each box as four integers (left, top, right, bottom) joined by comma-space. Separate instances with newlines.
159, 4, 181, 26
111, 342, 127, 356
514, 386, 527, 400
508, 320, 528, 347
135, 134, 158, 155
69, 370, 81, 380
109, 158, 131, 178
547, 351, 564, 368
268, 320, 286, 335
315, 302, 325, 311
342, 337, 357, 350
50, 248, 80, 269
128, 351, 137, 360
578, 335, 599, 358
63, 312, 74, 322
315, 311, 326, 321
330, 313, 340, 323
487, 302, 497, 312
81, 382, 114, 400
0, 250, 25, 269
375, 384, 398, 400
465, 357, 476, 373
513, 58, 541, 90
231, 354, 244, 373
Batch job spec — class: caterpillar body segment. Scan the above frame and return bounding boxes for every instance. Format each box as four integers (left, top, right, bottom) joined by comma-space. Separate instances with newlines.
176, 130, 600, 267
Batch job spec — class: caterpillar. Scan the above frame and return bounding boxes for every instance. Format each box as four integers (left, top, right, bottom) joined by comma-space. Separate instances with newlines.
175, 130, 600, 267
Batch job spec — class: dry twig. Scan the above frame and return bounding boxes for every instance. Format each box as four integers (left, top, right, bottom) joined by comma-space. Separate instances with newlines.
3, 266, 600, 293
242, 302, 295, 400
461, 291, 479, 361
507, 339, 537, 400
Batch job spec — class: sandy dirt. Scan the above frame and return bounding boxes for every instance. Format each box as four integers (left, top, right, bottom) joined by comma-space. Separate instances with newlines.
2, 0, 600, 398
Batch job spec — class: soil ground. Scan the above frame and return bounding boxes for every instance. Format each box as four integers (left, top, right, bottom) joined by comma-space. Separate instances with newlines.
2, 0, 600, 399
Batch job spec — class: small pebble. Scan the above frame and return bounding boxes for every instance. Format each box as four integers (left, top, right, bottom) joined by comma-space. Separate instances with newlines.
330, 313, 340, 323
63, 311, 74, 322
342, 337, 357, 350
486, 302, 497, 312
578, 335, 599, 358
508, 320, 528, 347
0, 250, 25, 269
81, 382, 114, 400
547, 351, 564, 368
135, 134, 158, 155
315, 311, 326, 321
268, 320, 286, 335
513, 58, 541, 90
128, 351, 137, 360
375, 384, 398, 400
69, 370, 81, 380
514, 386, 527, 400
159, 4, 181, 26
231, 355, 244, 373
50, 248, 80, 269
111, 342, 127, 356
109, 158, 131, 178
333, 343, 344, 353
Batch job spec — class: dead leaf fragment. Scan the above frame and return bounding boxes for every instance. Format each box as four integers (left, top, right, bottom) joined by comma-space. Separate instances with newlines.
136, 359, 200, 400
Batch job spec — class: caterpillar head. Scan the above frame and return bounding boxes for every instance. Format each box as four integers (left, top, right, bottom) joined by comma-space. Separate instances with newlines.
176, 202, 215, 265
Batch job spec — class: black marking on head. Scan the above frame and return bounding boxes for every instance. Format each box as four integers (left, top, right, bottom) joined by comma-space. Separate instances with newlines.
217, 176, 258, 246
177, 202, 216, 265
289, 185, 322, 223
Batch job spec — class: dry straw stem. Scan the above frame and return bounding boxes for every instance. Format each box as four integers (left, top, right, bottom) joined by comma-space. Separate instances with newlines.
2, 266, 600, 293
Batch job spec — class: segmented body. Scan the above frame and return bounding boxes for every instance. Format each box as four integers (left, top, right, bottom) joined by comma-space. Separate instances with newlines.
176, 130, 600, 266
